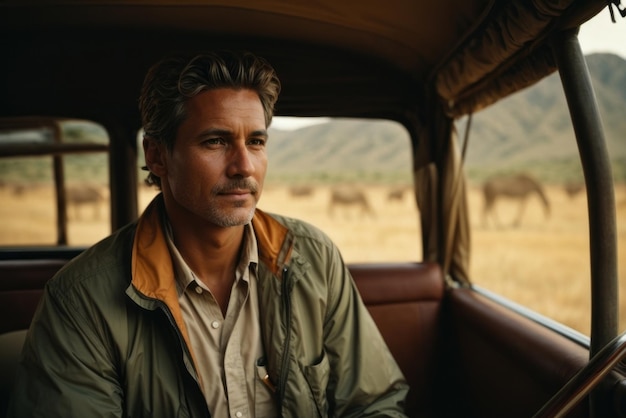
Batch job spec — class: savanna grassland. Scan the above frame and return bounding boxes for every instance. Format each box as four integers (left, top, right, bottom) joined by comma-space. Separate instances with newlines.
1, 181, 625, 337
260, 182, 626, 337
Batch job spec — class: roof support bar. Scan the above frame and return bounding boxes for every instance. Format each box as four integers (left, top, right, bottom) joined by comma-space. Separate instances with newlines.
103, 120, 139, 230
533, 331, 626, 418
551, 29, 618, 418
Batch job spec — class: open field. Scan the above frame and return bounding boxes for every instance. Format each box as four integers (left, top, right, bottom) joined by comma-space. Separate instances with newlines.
1, 182, 625, 337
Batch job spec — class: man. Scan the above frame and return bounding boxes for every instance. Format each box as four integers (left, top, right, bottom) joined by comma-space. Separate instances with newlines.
8, 51, 408, 417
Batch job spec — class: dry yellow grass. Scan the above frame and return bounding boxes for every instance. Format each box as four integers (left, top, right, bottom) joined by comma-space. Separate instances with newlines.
1, 182, 625, 337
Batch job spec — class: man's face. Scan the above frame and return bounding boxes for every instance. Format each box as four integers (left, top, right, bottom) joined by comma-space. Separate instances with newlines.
151, 88, 268, 228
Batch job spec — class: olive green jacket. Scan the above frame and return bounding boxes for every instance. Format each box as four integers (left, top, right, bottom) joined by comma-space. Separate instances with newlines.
8, 195, 408, 418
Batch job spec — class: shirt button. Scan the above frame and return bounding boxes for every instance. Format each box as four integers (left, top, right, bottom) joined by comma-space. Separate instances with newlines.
235, 412, 243, 418
211, 321, 220, 329
195, 286, 203, 294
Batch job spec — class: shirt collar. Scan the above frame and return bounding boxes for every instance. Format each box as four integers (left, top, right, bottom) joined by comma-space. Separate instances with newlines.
161, 214, 258, 297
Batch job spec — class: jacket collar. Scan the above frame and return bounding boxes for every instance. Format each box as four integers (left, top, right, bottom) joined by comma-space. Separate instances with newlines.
251, 205, 294, 276
131, 194, 293, 301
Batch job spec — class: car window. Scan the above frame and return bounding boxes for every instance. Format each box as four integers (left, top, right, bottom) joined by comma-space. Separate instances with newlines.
460, 51, 626, 337
0, 120, 110, 246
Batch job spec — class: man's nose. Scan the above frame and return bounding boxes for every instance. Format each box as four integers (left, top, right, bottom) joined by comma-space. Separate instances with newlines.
227, 143, 255, 178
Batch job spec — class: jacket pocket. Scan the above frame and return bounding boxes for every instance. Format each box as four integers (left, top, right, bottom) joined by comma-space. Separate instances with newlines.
302, 351, 330, 418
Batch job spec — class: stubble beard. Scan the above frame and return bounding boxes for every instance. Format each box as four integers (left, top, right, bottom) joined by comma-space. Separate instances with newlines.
207, 179, 260, 227
207, 201, 256, 227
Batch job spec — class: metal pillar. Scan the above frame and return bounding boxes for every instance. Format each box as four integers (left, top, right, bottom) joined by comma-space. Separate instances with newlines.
552, 29, 619, 417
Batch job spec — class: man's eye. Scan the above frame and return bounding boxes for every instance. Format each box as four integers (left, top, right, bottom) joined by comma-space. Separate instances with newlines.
204, 138, 224, 146
249, 138, 266, 146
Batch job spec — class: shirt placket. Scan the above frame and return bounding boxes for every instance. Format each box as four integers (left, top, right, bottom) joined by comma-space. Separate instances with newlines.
223, 280, 250, 418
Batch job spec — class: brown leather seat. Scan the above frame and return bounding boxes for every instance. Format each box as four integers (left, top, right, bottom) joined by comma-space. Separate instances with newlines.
350, 262, 445, 418
0, 259, 67, 334
0, 330, 28, 416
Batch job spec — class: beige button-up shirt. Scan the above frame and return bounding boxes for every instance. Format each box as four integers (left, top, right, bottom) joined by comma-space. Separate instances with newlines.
164, 221, 277, 418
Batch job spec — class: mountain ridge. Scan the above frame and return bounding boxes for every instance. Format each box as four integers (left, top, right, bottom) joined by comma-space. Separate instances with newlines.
267, 53, 626, 184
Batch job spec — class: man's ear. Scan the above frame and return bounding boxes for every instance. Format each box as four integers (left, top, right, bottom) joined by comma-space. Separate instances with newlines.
143, 137, 167, 177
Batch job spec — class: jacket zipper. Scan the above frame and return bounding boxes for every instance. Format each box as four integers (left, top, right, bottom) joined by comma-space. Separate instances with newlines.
155, 301, 197, 373
154, 300, 210, 415
132, 292, 210, 416
278, 266, 292, 410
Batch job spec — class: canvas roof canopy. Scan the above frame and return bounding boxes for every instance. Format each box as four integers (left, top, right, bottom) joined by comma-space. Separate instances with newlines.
0, 0, 607, 125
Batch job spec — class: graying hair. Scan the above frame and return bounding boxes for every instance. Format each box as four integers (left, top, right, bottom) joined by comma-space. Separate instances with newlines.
139, 50, 281, 187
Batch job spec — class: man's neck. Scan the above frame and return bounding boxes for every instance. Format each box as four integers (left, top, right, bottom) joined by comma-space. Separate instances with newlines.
174, 219, 243, 278
170, 216, 245, 315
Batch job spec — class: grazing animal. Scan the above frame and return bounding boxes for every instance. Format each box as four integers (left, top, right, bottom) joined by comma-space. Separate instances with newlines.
66, 185, 104, 220
564, 181, 585, 199
11, 183, 27, 196
328, 187, 375, 219
387, 187, 408, 202
482, 173, 550, 227
288, 185, 315, 198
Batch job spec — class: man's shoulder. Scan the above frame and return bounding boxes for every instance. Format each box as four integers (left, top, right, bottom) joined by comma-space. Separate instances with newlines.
262, 211, 332, 242
47, 222, 136, 295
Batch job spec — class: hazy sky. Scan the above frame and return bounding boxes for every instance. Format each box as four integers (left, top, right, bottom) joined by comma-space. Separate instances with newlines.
272, 7, 625, 130
579, 8, 626, 58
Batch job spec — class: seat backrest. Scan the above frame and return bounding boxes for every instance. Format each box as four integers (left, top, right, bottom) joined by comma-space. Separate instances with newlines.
349, 262, 444, 418
0, 259, 67, 416
0, 330, 28, 416
0, 259, 67, 334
